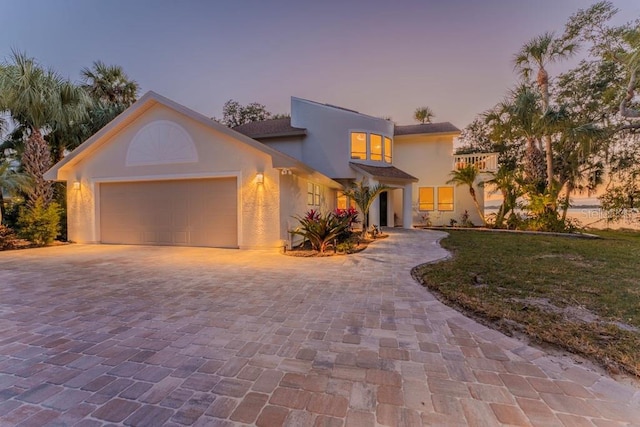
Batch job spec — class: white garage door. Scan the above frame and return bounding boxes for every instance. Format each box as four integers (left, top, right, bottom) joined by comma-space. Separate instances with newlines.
100, 178, 237, 247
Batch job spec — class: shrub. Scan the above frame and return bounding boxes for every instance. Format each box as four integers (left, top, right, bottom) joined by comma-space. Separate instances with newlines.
0, 225, 19, 250
292, 209, 357, 253
17, 199, 60, 246
460, 210, 474, 227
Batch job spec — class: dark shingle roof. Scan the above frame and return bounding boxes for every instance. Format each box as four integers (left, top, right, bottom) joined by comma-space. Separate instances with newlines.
233, 118, 306, 139
394, 122, 460, 136
349, 162, 418, 182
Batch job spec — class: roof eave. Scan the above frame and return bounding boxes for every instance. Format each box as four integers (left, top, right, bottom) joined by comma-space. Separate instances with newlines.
250, 130, 307, 139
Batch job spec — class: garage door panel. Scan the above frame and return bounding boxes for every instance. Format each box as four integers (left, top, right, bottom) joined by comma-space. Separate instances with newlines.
100, 178, 237, 247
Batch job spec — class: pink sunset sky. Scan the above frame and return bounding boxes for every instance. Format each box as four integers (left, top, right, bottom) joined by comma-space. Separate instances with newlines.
1, 0, 638, 130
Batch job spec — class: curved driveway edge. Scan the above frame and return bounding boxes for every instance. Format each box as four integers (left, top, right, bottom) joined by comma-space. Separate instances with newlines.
0, 228, 637, 426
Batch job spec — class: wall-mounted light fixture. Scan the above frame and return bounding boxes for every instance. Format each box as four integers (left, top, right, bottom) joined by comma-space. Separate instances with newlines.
73, 180, 81, 190
255, 173, 264, 184
281, 168, 292, 175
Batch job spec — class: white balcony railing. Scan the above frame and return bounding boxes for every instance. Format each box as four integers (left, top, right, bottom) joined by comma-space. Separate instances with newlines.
453, 153, 498, 173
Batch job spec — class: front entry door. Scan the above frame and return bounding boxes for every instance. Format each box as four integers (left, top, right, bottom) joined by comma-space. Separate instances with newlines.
379, 192, 388, 227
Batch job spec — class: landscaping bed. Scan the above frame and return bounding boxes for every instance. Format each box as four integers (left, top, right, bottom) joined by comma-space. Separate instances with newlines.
284, 234, 387, 257
414, 229, 640, 378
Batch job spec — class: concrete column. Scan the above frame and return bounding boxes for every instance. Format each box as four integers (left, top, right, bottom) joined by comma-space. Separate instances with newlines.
403, 183, 413, 229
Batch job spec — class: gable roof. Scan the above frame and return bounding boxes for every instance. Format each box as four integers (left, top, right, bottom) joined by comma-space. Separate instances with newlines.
394, 122, 460, 136
349, 162, 418, 182
45, 91, 340, 188
233, 118, 306, 139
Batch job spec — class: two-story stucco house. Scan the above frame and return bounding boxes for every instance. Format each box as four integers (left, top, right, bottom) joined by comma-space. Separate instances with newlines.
45, 91, 494, 249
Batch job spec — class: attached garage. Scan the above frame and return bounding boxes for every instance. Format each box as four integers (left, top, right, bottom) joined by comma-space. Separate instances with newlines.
99, 178, 237, 247
44, 91, 341, 249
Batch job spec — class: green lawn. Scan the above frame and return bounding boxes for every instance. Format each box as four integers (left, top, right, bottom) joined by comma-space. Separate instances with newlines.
415, 229, 640, 377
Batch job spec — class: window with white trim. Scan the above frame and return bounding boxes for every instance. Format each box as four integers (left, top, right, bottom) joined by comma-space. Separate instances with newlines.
438, 186, 454, 211
349, 131, 392, 163
418, 187, 434, 211
308, 182, 321, 206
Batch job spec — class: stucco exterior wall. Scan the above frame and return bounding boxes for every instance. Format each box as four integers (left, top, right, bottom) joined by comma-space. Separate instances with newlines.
394, 133, 483, 226
279, 174, 336, 248
290, 98, 394, 179
61, 104, 284, 248
261, 137, 304, 161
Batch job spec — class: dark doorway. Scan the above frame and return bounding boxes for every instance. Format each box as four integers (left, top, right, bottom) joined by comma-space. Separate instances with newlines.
379, 192, 388, 226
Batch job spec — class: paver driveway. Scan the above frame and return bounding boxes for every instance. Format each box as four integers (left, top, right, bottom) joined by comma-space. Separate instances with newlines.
0, 229, 638, 426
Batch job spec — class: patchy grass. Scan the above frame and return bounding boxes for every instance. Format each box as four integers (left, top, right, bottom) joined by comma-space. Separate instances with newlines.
415, 229, 640, 377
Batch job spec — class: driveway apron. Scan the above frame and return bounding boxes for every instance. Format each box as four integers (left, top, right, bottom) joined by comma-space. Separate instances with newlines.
0, 229, 638, 426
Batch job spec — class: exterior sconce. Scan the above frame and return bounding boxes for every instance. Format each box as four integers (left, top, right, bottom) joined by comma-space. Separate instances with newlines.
256, 173, 264, 184
73, 180, 81, 190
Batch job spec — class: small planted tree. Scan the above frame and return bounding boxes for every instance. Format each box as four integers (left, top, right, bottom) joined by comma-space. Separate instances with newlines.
16, 198, 60, 246
447, 164, 486, 226
342, 180, 389, 237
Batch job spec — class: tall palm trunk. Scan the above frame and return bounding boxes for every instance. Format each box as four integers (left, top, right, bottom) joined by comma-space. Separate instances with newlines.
468, 187, 486, 226
561, 182, 573, 222
538, 68, 555, 200
524, 138, 546, 188
22, 128, 54, 207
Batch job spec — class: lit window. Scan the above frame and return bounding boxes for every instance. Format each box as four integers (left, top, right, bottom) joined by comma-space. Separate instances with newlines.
419, 187, 434, 211
384, 137, 392, 163
370, 134, 382, 161
350, 132, 367, 159
314, 185, 321, 206
337, 192, 356, 209
438, 187, 454, 211
337, 192, 348, 210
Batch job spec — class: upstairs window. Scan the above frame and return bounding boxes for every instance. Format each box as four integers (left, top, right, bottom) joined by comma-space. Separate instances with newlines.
350, 131, 392, 163
370, 134, 383, 161
384, 137, 392, 163
350, 132, 367, 159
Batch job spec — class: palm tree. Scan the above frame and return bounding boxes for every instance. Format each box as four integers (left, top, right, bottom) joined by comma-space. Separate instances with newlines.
342, 180, 388, 236
488, 86, 546, 189
0, 160, 31, 223
81, 61, 139, 107
486, 165, 523, 228
514, 32, 577, 189
0, 51, 88, 207
414, 106, 435, 124
447, 164, 486, 226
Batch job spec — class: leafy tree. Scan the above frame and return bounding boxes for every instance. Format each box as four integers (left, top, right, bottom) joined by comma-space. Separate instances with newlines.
342, 180, 388, 236
414, 106, 435, 124
0, 51, 88, 208
220, 100, 271, 127
0, 160, 31, 223
563, 1, 640, 128
515, 32, 577, 191
447, 164, 486, 226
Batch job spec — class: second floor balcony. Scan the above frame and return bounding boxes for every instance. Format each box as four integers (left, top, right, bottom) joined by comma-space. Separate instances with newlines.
453, 152, 498, 173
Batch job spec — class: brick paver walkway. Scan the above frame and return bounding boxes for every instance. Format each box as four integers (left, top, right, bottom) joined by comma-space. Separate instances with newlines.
0, 229, 638, 426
